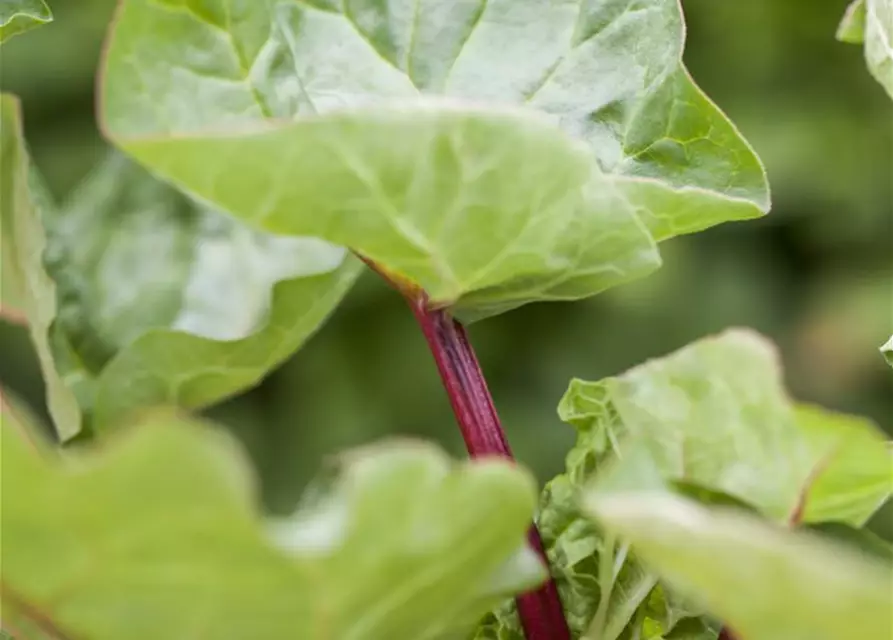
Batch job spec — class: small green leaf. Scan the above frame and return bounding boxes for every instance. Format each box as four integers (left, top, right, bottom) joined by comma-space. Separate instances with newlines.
838, 0, 867, 43
1, 94, 81, 439
881, 335, 893, 367
99, 0, 769, 321
585, 492, 893, 640
0, 0, 51, 44
39, 152, 360, 433
1, 406, 544, 639
632, 585, 720, 640
838, 0, 893, 98
559, 329, 892, 524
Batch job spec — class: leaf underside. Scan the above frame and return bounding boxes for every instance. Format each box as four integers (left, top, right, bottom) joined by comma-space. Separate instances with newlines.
100, 0, 770, 321
1, 403, 544, 640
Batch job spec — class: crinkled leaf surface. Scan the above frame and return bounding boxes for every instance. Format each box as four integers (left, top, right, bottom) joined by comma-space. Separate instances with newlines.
838, 0, 893, 98
0, 0, 51, 43
559, 329, 892, 524
99, 0, 769, 321
39, 151, 360, 435
1, 95, 81, 439
585, 492, 893, 640
0, 405, 544, 640
475, 329, 891, 639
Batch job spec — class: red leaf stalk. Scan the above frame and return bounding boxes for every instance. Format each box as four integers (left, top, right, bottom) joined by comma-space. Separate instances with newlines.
406, 296, 570, 640
360, 257, 570, 640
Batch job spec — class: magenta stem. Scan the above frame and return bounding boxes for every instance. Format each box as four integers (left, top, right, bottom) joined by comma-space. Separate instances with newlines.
405, 294, 571, 640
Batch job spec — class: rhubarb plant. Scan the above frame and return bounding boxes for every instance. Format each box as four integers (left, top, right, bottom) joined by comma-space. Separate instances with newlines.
1, 2, 890, 640
0, 0, 51, 43
837, 0, 893, 98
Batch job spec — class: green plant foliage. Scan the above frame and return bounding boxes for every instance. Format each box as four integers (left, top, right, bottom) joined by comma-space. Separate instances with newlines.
0, 403, 544, 640
1, 94, 81, 439
559, 329, 891, 524
881, 335, 893, 366
41, 152, 361, 434
2, 93, 362, 439
838, 0, 868, 43
475, 329, 892, 639
585, 492, 893, 640
0, 0, 51, 43
837, 0, 893, 98
99, 0, 769, 321
805, 521, 893, 562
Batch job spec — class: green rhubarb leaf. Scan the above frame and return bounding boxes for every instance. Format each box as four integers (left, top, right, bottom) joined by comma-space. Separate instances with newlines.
38, 151, 360, 434
585, 492, 893, 640
559, 329, 892, 524
477, 390, 659, 640
838, 0, 893, 98
881, 335, 893, 366
0, 404, 544, 640
99, 0, 769, 321
0, 0, 51, 44
479, 329, 892, 639
1, 94, 81, 439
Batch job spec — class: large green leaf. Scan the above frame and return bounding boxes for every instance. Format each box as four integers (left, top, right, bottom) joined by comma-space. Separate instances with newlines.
40, 151, 360, 434
99, 0, 769, 321
1, 95, 81, 439
585, 491, 893, 640
558, 329, 892, 524
476, 329, 891, 639
0, 404, 544, 639
0, 0, 51, 43
837, 0, 893, 98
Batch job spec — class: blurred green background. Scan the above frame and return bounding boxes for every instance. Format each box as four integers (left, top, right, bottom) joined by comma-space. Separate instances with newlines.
1, 0, 891, 522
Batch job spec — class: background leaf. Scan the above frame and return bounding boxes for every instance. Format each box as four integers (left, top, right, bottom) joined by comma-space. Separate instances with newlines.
0, 406, 544, 640
99, 0, 769, 320
838, 0, 893, 98
0, 0, 51, 44
478, 329, 892, 639
585, 492, 893, 640
560, 329, 892, 524
0, 94, 81, 439
38, 151, 360, 433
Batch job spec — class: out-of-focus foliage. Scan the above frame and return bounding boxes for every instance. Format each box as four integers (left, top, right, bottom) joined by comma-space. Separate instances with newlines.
586, 492, 892, 640
0, 0, 51, 44
0, 0, 890, 533
1, 399, 543, 640
475, 330, 892, 639
837, 0, 893, 98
